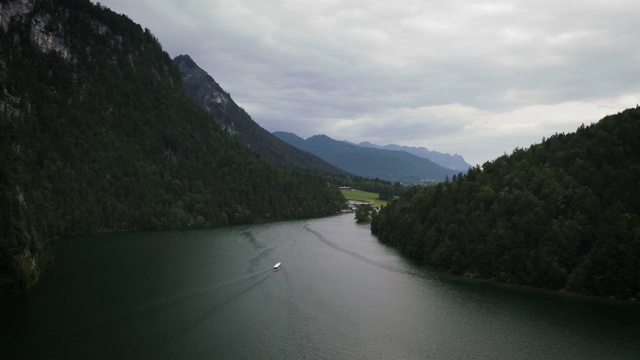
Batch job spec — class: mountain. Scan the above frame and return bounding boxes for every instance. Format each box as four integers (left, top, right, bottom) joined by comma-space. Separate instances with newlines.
357, 142, 472, 171
0, 0, 344, 298
372, 107, 640, 300
273, 132, 459, 183
173, 54, 346, 176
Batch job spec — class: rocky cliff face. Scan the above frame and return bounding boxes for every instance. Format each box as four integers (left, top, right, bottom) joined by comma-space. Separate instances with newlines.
174, 55, 237, 134
1, 0, 74, 61
0, 0, 121, 117
175, 55, 231, 109
0, 0, 56, 296
0, 0, 34, 31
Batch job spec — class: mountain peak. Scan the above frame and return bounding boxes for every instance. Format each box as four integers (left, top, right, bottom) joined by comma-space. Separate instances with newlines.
173, 54, 234, 116
174, 54, 197, 69
309, 134, 331, 140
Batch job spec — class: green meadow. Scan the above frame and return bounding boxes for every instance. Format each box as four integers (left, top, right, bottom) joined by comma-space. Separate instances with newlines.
341, 189, 387, 207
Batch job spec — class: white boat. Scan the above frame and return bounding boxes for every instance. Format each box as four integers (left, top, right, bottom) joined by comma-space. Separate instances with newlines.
273, 262, 281, 270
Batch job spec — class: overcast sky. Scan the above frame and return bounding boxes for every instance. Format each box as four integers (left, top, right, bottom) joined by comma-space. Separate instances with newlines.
96, 0, 640, 166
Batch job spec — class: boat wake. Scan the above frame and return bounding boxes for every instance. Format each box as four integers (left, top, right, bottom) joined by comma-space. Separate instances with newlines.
303, 224, 426, 279
137, 271, 273, 359
34, 267, 274, 339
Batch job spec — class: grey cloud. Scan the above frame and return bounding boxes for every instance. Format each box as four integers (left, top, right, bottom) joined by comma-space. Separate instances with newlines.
97, 0, 640, 165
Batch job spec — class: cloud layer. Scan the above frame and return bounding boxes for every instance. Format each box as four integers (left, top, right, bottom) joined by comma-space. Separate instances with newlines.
97, 0, 640, 165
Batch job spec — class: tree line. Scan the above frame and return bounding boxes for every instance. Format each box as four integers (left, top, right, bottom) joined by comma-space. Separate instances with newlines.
372, 108, 640, 300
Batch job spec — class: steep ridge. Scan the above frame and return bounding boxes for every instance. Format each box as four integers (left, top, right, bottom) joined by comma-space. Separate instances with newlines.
173, 54, 347, 176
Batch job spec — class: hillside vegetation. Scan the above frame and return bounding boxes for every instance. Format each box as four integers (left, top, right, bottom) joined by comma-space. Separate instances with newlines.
0, 0, 344, 298
372, 108, 640, 300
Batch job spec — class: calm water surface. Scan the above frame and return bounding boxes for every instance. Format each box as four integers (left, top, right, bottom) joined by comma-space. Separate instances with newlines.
2, 214, 639, 359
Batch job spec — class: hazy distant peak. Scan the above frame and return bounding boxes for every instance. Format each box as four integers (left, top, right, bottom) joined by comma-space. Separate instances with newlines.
357, 141, 471, 171
309, 134, 332, 141
273, 131, 458, 183
272, 131, 304, 140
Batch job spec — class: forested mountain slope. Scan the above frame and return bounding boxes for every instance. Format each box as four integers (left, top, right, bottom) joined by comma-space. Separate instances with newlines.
372, 108, 640, 300
0, 0, 344, 298
273, 132, 458, 183
173, 55, 347, 176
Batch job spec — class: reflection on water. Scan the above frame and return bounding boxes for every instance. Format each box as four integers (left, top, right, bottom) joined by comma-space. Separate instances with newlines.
1, 214, 639, 359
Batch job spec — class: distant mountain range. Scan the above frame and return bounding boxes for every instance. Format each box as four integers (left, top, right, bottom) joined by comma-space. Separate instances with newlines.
357, 142, 471, 171
173, 55, 347, 176
273, 132, 459, 183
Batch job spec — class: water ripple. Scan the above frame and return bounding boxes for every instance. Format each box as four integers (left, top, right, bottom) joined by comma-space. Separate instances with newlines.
302, 224, 425, 279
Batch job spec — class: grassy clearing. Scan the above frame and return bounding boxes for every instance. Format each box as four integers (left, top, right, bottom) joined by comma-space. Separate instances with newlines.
341, 188, 387, 207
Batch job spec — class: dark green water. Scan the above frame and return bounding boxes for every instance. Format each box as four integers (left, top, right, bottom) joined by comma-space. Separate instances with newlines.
2, 214, 639, 359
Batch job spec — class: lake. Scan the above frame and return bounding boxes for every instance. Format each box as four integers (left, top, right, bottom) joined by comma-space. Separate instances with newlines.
2, 213, 639, 359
